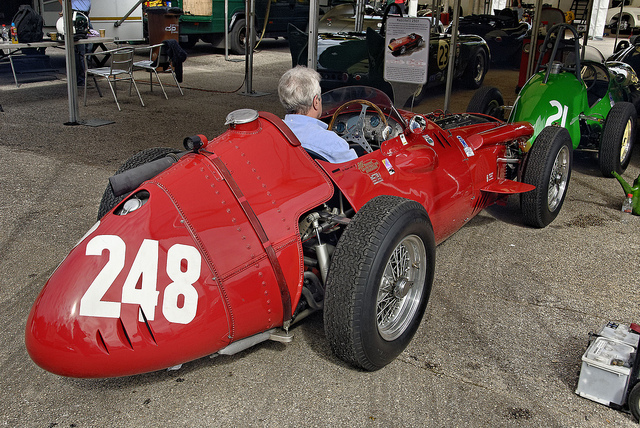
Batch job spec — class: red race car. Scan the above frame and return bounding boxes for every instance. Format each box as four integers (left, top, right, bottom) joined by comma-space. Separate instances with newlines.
25, 86, 570, 378
388, 33, 424, 56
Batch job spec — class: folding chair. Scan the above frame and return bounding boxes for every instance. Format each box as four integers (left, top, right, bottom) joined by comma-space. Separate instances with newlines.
84, 47, 145, 111
133, 43, 184, 99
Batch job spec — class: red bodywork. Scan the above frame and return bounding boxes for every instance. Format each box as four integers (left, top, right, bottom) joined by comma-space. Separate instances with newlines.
25, 103, 534, 378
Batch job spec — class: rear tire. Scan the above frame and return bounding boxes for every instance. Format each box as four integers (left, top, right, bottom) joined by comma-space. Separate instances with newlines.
521, 127, 572, 228
97, 147, 180, 220
466, 86, 505, 120
324, 195, 435, 371
599, 101, 636, 177
461, 49, 487, 89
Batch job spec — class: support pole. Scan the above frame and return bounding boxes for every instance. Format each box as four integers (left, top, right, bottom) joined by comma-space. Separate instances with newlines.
244, 0, 255, 94
63, 0, 79, 125
308, 0, 319, 69
354, 0, 365, 32
240, 0, 267, 96
225, 0, 230, 60
582, 0, 594, 60
526, 0, 543, 82
443, 0, 460, 112
614, 0, 624, 49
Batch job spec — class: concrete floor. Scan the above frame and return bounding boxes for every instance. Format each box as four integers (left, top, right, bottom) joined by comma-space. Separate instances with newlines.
1, 37, 640, 427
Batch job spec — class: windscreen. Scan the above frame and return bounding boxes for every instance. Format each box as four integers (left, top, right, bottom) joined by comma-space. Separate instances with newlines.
321, 85, 405, 126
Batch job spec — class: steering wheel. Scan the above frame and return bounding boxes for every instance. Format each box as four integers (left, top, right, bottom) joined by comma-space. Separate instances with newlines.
328, 99, 388, 153
580, 63, 598, 91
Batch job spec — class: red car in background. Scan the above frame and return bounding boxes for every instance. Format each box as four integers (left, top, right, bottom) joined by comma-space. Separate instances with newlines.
25, 86, 567, 378
388, 32, 424, 56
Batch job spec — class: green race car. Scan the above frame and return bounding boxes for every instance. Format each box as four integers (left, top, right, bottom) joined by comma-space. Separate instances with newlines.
468, 24, 639, 225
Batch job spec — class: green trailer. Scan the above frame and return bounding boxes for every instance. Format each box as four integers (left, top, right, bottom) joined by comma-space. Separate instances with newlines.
175, 0, 309, 53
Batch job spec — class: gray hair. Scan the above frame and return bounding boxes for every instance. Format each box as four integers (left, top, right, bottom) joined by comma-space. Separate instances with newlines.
278, 66, 322, 115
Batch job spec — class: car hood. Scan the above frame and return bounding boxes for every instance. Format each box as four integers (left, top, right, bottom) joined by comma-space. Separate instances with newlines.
510, 71, 587, 148
25, 112, 334, 378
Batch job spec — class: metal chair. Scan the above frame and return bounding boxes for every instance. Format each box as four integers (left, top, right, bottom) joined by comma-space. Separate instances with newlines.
84, 47, 145, 111
133, 43, 184, 99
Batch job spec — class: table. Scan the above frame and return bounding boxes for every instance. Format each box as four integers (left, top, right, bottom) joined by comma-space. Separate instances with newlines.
0, 40, 58, 87
0, 37, 115, 87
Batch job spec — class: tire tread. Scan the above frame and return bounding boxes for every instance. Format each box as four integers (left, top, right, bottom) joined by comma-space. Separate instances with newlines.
599, 101, 636, 177
324, 195, 434, 370
521, 127, 572, 227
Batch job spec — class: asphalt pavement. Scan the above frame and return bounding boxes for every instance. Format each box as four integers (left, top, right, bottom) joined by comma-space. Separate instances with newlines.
1, 36, 640, 427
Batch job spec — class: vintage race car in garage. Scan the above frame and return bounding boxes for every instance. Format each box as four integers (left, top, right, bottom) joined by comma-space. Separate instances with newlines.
317, 2, 445, 34
454, 12, 530, 65
468, 24, 639, 179
26, 85, 563, 378
288, 5, 489, 104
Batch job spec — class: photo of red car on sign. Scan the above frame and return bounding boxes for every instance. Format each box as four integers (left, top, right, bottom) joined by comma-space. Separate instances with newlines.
388, 32, 424, 56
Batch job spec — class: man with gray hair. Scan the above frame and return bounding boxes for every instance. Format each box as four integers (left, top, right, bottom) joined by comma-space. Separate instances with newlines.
278, 66, 357, 163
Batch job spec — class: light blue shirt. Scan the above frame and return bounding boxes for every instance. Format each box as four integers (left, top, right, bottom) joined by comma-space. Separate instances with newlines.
284, 114, 357, 163
71, 0, 91, 13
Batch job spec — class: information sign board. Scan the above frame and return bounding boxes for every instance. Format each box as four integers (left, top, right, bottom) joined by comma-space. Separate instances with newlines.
383, 17, 431, 85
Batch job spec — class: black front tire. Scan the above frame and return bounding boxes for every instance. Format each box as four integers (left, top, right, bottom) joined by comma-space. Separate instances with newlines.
229, 18, 246, 55
466, 86, 505, 120
599, 101, 636, 177
97, 147, 180, 220
521, 126, 572, 228
461, 49, 487, 89
324, 195, 435, 371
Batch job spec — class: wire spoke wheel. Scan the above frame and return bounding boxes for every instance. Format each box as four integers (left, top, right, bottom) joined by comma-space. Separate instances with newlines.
521, 126, 572, 228
547, 144, 570, 212
620, 118, 633, 164
376, 235, 426, 341
324, 195, 435, 371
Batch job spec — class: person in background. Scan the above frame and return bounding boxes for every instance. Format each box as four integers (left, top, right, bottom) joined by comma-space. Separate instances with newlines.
278, 66, 357, 163
58, 0, 91, 86
513, 0, 524, 20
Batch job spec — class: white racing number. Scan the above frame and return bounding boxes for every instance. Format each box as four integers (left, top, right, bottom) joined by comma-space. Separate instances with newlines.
79, 235, 201, 325
545, 100, 568, 127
